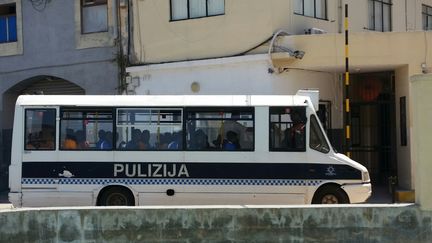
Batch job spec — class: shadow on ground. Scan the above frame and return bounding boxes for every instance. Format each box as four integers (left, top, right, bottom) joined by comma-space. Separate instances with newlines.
366, 184, 393, 203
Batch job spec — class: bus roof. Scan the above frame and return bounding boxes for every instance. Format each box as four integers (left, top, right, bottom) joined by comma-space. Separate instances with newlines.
15, 95, 311, 107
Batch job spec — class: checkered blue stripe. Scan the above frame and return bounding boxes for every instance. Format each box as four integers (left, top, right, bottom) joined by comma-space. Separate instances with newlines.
22, 178, 322, 186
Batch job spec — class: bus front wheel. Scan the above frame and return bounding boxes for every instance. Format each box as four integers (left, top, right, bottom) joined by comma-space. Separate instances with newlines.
97, 186, 135, 206
312, 185, 349, 204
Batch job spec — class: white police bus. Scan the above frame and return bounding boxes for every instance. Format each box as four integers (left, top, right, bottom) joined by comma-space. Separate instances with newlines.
8, 92, 371, 207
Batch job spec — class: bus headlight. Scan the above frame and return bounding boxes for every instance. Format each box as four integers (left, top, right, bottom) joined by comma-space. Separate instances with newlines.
362, 171, 371, 183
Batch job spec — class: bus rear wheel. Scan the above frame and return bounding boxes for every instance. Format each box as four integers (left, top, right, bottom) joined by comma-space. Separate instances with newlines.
312, 185, 349, 204
98, 186, 135, 206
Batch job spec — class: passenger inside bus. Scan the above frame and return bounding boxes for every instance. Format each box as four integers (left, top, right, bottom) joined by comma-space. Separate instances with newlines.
63, 129, 78, 150
189, 129, 209, 150
158, 132, 171, 149
282, 110, 306, 150
126, 129, 142, 149
26, 130, 55, 150
96, 130, 112, 150
213, 131, 241, 150
76, 130, 89, 149
168, 131, 182, 150
105, 131, 113, 149
138, 130, 151, 150
223, 131, 240, 150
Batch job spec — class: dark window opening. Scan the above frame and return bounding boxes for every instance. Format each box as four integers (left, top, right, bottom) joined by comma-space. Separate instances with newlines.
170, 0, 225, 21
0, 3, 17, 43
310, 115, 330, 153
269, 107, 306, 152
400, 96, 407, 146
60, 107, 113, 150
422, 4, 432, 31
185, 107, 254, 151
81, 0, 108, 34
294, 0, 327, 20
116, 108, 183, 151
368, 0, 392, 32
25, 109, 56, 150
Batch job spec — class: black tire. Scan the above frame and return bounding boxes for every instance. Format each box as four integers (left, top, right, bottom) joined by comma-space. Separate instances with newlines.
312, 185, 349, 204
98, 186, 135, 206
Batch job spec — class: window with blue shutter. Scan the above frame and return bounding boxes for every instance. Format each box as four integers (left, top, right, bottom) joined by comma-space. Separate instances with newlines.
0, 4, 17, 43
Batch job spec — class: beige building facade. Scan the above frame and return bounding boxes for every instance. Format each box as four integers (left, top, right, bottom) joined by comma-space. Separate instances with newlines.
126, 0, 432, 193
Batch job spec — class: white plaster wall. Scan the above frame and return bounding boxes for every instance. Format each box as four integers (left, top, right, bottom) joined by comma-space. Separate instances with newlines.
411, 73, 432, 210
395, 65, 412, 190
128, 54, 343, 129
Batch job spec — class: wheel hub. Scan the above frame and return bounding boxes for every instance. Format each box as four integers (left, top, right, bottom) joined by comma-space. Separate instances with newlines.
106, 193, 128, 205
321, 194, 339, 204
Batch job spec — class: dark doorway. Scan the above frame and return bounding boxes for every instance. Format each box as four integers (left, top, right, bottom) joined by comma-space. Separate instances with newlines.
348, 72, 397, 186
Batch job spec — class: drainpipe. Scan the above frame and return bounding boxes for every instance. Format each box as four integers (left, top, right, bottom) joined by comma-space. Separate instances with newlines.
405, 0, 408, 31
338, 0, 343, 33
112, 0, 118, 39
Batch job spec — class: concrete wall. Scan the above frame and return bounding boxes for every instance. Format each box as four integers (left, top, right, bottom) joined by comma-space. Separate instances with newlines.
411, 74, 432, 211
0, 205, 430, 242
395, 66, 412, 190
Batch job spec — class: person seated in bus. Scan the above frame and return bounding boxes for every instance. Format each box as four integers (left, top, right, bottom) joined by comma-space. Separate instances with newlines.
281, 129, 291, 149
96, 129, 111, 150
126, 128, 141, 150
26, 133, 36, 149
212, 134, 224, 149
63, 129, 78, 150
291, 110, 306, 149
117, 131, 127, 149
104, 131, 113, 150
138, 130, 151, 150
189, 129, 209, 150
282, 110, 306, 150
76, 130, 89, 149
168, 131, 182, 150
157, 132, 171, 150
39, 129, 55, 149
26, 142, 36, 150
224, 131, 240, 151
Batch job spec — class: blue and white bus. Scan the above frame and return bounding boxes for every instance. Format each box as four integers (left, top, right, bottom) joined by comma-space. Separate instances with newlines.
8, 92, 371, 207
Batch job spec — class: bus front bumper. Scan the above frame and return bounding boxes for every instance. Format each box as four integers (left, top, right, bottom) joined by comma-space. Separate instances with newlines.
342, 183, 372, 204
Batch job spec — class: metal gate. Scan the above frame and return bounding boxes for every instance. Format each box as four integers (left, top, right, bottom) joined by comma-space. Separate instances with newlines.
348, 72, 397, 185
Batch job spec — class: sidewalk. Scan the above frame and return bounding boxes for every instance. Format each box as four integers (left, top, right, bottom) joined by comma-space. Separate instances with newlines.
366, 185, 393, 203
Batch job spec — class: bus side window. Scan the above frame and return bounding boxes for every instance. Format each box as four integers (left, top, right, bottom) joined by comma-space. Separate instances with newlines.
60, 108, 113, 150
25, 109, 56, 150
185, 107, 254, 151
116, 108, 183, 151
269, 107, 306, 152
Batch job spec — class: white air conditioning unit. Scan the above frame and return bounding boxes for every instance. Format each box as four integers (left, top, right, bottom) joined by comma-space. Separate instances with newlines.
305, 28, 327, 35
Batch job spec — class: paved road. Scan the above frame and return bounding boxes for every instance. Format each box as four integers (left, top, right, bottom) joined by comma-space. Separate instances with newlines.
366, 185, 393, 203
